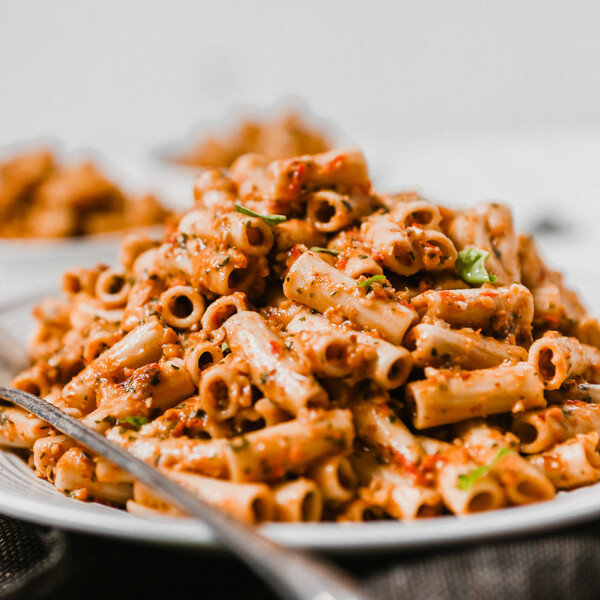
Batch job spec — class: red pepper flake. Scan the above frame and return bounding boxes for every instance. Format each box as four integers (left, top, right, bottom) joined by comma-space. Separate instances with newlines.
324, 155, 345, 173
337, 255, 348, 269
269, 341, 281, 356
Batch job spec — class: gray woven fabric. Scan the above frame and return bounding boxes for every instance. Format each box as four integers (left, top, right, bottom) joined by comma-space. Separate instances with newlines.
2, 515, 600, 599
0, 518, 67, 599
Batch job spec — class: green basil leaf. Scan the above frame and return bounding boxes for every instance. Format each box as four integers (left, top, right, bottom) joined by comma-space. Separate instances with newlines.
457, 447, 513, 490
456, 247, 498, 285
234, 203, 286, 225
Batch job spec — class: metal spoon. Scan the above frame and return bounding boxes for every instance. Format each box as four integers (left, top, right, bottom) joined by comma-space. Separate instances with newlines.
0, 386, 372, 600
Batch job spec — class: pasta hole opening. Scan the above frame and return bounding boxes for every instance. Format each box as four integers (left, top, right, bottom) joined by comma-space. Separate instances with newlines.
325, 342, 347, 366
336, 460, 357, 491
228, 268, 249, 290
106, 275, 126, 295
197, 351, 215, 371
393, 244, 415, 267
63, 274, 82, 294
388, 358, 407, 383
362, 508, 379, 521
416, 504, 438, 518
422, 240, 444, 262
171, 295, 194, 319
306, 391, 328, 409
515, 479, 548, 501
584, 443, 600, 469
537, 348, 556, 381
246, 225, 265, 246
513, 422, 538, 445
209, 380, 230, 412
215, 305, 237, 328
239, 417, 266, 434
467, 491, 494, 513
17, 382, 41, 397
251, 497, 270, 523
301, 491, 320, 521
407, 209, 434, 226
314, 201, 336, 224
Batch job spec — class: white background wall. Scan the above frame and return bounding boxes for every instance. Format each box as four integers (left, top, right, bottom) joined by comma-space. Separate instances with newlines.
0, 0, 599, 150
0, 1, 599, 306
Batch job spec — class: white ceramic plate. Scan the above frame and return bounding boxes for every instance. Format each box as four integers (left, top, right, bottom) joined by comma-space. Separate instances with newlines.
2, 294, 600, 553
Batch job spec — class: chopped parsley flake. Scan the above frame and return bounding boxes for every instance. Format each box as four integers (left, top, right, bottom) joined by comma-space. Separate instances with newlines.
357, 274, 386, 288
309, 247, 340, 256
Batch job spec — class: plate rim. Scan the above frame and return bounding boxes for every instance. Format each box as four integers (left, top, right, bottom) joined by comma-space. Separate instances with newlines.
1, 450, 600, 553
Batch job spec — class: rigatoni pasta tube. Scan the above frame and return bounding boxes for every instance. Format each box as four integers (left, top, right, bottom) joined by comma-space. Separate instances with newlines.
223, 311, 327, 414
307, 455, 358, 503
283, 251, 416, 345
306, 190, 367, 232
412, 284, 534, 344
199, 363, 252, 421
360, 214, 421, 276
529, 334, 600, 389
406, 323, 527, 370
413, 228, 458, 272
266, 148, 370, 202
61, 317, 167, 412
54, 447, 132, 504
224, 409, 354, 482
201, 292, 248, 332
273, 478, 323, 522
528, 432, 600, 489
512, 401, 600, 454
436, 447, 506, 514
106, 428, 228, 478
350, 399, 422, 464
0, 407, 53, 448
287, 311, 412, 388
406, 363, 545, 429
389, 195, 442, 230
456, 421, 555, 505
184, 340, 224, 385
353, 453, 441, 519
136, 470, 274, 524
157, 285, 205, 330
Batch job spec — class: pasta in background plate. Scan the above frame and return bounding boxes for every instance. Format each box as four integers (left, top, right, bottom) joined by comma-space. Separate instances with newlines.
0, 149, 169, 238
4, 146, 600, 524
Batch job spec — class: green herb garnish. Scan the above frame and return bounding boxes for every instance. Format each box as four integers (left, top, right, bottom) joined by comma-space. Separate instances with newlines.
457, 447, 513, 490
234, 203, 286, 225
221, 342, 230, 353
217, 255, 231, 268
309, 247, 340, 256
456, 248, 498, 285
119, 416, 150, 430
357, 274, 387, 288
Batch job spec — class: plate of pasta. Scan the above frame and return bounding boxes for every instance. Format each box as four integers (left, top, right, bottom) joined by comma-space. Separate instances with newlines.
1, 146, 600, 552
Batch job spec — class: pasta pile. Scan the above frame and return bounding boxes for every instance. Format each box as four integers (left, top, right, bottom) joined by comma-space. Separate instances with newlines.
5, 147, 600, 524
0, 149, 168, 238
176, 112, 331, 168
